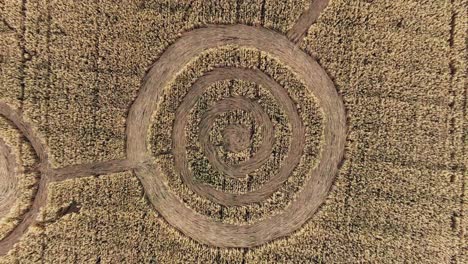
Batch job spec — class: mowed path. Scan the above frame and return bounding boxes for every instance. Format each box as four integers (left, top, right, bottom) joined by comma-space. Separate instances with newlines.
0, 0, 343, 254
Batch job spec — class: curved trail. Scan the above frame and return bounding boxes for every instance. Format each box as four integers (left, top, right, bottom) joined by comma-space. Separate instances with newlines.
0, 102, 50, 256
0, 103, 135, 255
0, 103, 49, 164
287, 0, 330, 44
0, 1, 337, 253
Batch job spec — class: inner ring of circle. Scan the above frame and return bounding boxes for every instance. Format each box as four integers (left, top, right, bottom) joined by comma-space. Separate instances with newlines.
172, 67, 305, 206
198, 96, 275, 179
128, 25, 346, 248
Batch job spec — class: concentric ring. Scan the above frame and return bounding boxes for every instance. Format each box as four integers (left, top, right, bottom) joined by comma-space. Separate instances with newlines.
172, 67, 306, 206
127, 24, 346, 248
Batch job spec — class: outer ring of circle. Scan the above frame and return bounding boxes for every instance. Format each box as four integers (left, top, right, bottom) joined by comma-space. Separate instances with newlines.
127, 25, 346, 248
0, 102, 48, 251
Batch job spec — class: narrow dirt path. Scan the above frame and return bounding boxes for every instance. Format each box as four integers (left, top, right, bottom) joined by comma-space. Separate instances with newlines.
48, 159, 138, 183
0, 102, 139, 256
287, 0, 330, 44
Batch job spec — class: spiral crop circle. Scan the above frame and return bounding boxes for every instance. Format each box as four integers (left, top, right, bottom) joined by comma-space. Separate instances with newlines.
171, 67, 307, 206
127, 25, 346, 248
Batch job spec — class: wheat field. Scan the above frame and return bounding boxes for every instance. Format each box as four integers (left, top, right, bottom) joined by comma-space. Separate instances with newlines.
0, 0, 466, 263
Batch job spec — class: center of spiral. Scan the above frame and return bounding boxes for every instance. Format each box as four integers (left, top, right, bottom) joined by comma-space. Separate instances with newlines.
222, 124, 251, 153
